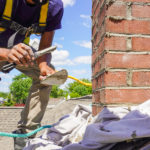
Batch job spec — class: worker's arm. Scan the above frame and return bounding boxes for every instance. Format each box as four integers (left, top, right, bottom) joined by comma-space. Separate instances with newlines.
37, 31, 56, 80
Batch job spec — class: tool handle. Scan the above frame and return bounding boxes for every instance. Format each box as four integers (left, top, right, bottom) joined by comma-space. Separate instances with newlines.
34, 45, 57, 58
1, 63, 16, 73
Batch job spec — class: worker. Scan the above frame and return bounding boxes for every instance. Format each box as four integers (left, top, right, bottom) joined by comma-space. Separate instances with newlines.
0, 0, 64, 149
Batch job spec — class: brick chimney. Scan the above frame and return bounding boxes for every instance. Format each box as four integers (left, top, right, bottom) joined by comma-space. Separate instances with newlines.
92, 0, 150, 115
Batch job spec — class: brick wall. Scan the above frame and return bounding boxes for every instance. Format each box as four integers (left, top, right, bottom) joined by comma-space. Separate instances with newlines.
92, 0, 150, 115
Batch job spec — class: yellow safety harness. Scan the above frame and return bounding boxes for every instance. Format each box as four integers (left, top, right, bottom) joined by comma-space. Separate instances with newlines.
0, 0, 49, 45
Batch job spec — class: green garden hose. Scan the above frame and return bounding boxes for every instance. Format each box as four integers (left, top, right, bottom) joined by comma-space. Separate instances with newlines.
0, 125, 52, 138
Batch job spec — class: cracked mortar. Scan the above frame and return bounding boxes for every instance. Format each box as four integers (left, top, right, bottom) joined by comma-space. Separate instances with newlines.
127, 69, 132, 86
108, 16, 125, 22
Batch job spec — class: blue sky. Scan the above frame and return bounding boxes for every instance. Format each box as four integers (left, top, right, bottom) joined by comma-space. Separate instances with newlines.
0, 0, 92, 92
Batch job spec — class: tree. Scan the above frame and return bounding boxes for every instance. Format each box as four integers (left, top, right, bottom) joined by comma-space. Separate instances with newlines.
9, 74, 32, 104
9, 74, 92, 104
9, 74, 67, 104
66, 78, 92, 98
0, 92, 9, 99
50, 85, 66, 98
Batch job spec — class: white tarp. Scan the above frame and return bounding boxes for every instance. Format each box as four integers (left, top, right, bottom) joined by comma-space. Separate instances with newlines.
24, 104, 92, 150
24, 100, 150, 150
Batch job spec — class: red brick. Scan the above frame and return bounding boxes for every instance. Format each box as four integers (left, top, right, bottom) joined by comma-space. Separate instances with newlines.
92, 50, 97, 64
92, 105, 103, 116
92, 78, 98, 90
98, 4, 106, 27
94, 1, 101, 20
92, 65, 95, 76
93, 33, 97, 48
96, 72, 127, 88
93, 60, 101, 75
98, 74, 104, 88
107, 3, 126, 17
96, 106, 103, 114
92, 0, 97, 15
93, 91, 100, 103
105, 53, 150, 69
132, 37, 150, 51
106, 19, 150, 34
92, 23, 97, 39
95, 24, 105, 47
104, 71, 127, 86
100, 56, 105, 70
132, 72, 150, 86
105, 36, 127, 50
104, 89, 150, 104
123, 0, 150, 2
92, 105, 97, 116
93, 0, 105, 21
97, 39, 105, 55
132, 5, 150, 18
100, 89, 105, 102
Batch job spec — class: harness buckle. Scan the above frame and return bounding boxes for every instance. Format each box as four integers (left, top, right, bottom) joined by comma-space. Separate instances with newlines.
25, 26, 34, 37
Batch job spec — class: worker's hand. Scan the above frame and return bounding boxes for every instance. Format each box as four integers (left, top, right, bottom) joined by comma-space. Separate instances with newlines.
7, 43, 34, 67
39, 62, 56, 80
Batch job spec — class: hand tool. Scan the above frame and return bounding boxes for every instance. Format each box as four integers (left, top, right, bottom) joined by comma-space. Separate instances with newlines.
40, 69, 68, 86
1, 45, 57, 73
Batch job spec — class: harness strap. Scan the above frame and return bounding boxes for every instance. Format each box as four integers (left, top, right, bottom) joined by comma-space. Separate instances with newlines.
0, 0, 49, 47
8, 28, 23, 48
0, 0, 13, 32
2, 0, 13, 20
0, 18, 27, 34
39, 2, 49, 27
1, 0, 49, 35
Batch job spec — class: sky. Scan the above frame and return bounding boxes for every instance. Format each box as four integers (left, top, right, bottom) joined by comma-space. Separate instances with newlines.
0, 0, 92, 92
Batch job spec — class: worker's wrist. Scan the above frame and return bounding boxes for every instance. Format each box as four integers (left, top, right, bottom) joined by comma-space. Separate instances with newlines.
38, 61, 48, 69
0, 48, 10, 61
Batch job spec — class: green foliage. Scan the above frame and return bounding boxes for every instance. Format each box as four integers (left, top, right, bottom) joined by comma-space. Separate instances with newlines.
69, 92, 80, 98
3, 99, 15, 106
0, 92, 15, 106
0, 92, 9, 99
8, 73, 92, 104
66, 79, 92, 98
9, 74, 32, 104
50, 85, 66, 98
